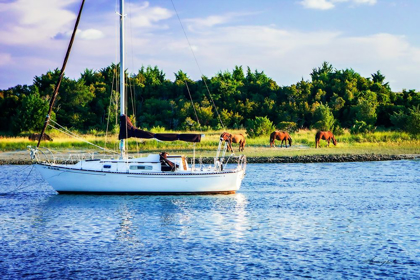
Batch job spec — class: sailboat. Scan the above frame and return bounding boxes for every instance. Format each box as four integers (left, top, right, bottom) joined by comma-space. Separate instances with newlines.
29, 0, 246, 194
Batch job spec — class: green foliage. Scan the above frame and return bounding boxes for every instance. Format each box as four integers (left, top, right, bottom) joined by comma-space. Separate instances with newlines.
390, 105, 420, 134
333, 125, 345, 136
312, 103, 335, 131
1, 62, 419, 136
13, 87, 51, 133
150, 126, 166, 133
406, 105, 420, 134
390, 110, 409, 131
245, 116, 275, 138
351, 120, 376, 134
353, 96, 378, 126
276, 121, 298, 133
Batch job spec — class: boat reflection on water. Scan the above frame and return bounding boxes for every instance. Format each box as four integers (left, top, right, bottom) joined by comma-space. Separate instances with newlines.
159, 193, 249, 240
38, 193, 250, 243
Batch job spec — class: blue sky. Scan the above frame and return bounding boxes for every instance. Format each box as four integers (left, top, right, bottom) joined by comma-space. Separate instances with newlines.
0, 0, 419, 91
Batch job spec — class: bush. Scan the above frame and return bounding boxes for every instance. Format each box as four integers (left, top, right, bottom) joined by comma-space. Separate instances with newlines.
150, 126, 166, 133
312, 103, 335, 131
245, 116, 275, 138
351, 120, 376, 134
406, 105, 420, 134
390, 111, 408, 131
391, 105, 420, 134
333, 126, 345, 136
277, 121, 298, 133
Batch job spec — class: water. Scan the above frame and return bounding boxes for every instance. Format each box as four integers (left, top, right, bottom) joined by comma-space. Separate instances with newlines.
0, 160, 419, 279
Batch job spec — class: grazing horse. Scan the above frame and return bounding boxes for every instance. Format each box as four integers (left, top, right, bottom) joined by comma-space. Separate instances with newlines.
28, 133, 53, 142
315, 131, 336, 148
270, 131, 292, 148
220, 132, 246, 152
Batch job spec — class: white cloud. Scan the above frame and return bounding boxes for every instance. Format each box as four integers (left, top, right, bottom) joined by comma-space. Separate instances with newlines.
187, 15, 232, 28
300, 0, 335, 10
53, 29, 105, 40
300, 0, 377, 10
354, 0, 377, 5
127, 1, 173, 28
145, 23, 419, 91
184, 12, 257, 29
78, 29, 105, 40
0, 0, 78, 45
0, 1, 417, 92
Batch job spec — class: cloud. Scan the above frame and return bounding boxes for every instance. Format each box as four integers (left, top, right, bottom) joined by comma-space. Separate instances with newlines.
0, 1, 417, 92
127, 1, 173, 28
300, 0, 335, 10
147, 23, 419, 91
300, 0, 377, 10
184, 12, 258, 29
0, 0, 78, 45
54, 29, 105, 40
353, 0, 377, 5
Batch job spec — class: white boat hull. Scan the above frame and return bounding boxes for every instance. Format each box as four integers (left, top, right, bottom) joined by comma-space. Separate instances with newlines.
35, 163, 245, 194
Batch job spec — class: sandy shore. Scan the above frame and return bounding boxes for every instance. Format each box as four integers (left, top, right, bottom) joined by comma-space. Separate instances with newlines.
0, 150, 418, 165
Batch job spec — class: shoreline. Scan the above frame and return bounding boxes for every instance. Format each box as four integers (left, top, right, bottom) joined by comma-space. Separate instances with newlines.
0, 151, 418, 165
244, 154, 418, 163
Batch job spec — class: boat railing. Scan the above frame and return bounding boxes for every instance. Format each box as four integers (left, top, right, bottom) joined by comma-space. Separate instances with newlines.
214, 138, 246, 171
28, 146, 115, 165
212, 154, 246, 172
238, 155, 247, 171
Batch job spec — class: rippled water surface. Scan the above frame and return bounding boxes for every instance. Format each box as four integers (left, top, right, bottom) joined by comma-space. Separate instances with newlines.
1, 160, 419, 279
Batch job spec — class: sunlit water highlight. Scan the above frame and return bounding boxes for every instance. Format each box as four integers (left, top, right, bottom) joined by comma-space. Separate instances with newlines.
0, 160, 419, 279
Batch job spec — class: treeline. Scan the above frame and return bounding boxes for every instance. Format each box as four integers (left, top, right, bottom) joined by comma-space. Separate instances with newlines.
0, 62, 419, 136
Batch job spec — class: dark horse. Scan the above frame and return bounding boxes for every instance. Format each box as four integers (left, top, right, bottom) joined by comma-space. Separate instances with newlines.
270, 131, 292, 148
28, 133, 53, 141
220, 132, 246, 152
315, 131, 337, 148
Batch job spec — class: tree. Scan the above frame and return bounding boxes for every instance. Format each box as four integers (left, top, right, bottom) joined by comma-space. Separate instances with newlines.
312, 103, 335, 131
371, 70, 386, 84
13, 87, 51, 133
406, 105, 420, 134
353, 98, 378, 126
245, 116, 275, 138
393, 105, 420, 134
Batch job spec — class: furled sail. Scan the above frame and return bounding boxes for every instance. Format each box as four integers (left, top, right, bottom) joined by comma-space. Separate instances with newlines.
118, 115, 201, 142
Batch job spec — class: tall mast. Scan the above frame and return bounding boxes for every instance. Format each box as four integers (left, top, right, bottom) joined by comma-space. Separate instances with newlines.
119, 0, 125, 158
37, 0, 85, 148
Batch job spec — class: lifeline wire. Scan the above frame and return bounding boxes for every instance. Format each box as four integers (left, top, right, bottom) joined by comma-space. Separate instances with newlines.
48, 120, 118, 154
0, 165, 35, 195
170, 0, 225, 128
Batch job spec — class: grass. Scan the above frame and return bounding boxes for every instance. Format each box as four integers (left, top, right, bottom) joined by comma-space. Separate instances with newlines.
1, 129, 419, 158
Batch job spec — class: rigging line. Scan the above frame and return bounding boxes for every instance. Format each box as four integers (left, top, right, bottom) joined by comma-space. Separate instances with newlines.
48, 123, 118, 155
184, 81, 201, 128
48, 121, 118, 154
1, 165, 35, 195
105, 69, 116, 149
126, 0, 137, 120
37, 0, 86, 148
170, 0, 225, 129
48, 123, 118, 154
201, 76, 224, 128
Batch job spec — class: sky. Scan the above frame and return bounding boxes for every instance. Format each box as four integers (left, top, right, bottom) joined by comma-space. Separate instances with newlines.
0, 0, 419, 92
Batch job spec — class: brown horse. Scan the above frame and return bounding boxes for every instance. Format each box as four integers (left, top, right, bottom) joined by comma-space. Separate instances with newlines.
270, 131, 292, 148
315, 131, 336, 148
220, 132, 246, 152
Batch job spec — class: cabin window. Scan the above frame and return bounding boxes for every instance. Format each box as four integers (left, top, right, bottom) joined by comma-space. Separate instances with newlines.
103, 165, 111, 169
130, 165, 153, 170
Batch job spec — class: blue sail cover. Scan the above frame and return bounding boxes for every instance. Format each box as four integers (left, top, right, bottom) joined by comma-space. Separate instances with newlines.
118, 115, 201, 142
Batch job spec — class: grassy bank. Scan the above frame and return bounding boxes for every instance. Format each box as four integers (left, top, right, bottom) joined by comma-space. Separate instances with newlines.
1, 129, 419, 158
